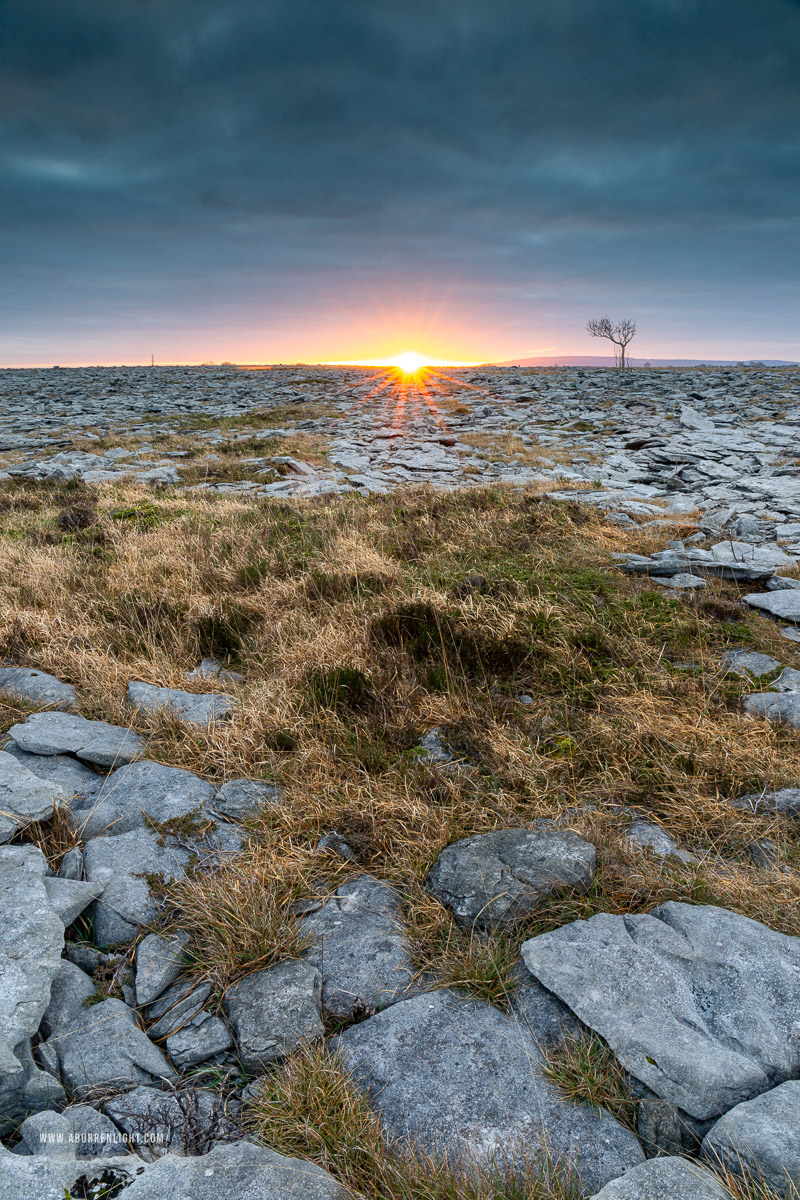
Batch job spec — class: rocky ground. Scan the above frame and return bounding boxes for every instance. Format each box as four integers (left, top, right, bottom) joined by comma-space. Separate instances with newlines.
0, 364, 800, 1199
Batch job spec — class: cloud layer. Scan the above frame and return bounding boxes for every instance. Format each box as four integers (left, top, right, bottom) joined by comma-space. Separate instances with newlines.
1, 0, 799, 362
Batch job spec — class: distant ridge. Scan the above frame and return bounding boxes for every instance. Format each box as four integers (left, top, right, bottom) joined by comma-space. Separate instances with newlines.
492, 355, 799, 367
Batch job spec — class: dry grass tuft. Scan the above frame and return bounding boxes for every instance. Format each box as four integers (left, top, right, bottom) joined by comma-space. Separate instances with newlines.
540, 1030, 638, 1132
12, 802, 82, 872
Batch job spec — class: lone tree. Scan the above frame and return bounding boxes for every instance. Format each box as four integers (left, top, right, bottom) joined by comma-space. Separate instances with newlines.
586, 316, 637, 368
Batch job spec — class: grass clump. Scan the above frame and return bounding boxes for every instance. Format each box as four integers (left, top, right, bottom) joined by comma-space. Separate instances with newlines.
246, 1042, 583, 1200
540, 1030, 638, 1132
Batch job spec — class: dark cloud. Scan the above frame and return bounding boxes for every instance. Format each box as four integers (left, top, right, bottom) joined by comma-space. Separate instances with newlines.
0, 0, 799, 360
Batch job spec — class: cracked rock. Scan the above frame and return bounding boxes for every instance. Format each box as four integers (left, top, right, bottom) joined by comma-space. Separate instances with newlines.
426, 828, 596, 929
301, 874, 418, 1019
332, 988, 643, 1194
521, 902, 800, 1121
224, 959, 323, 1071
7, 711, 145, 767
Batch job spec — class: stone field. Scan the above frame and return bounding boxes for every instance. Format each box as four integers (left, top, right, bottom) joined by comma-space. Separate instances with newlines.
1, 363, 800, 1199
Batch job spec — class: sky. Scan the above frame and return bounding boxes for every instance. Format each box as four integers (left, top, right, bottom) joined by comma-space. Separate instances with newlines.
1, 0, 799, 366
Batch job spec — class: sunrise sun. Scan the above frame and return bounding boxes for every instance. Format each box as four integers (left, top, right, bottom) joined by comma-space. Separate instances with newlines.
392, 351, 430, 375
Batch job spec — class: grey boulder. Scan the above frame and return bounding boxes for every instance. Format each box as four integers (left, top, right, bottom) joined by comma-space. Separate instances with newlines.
45, 997, 175, 1096
224, 960, 323, 1071
521, 902, 800, 1121
17, 1110, 77, 1159
0, 847, 65, 1130
332, 989, 643, 1194
701, 1080, 800, 1196
744, 589, 800, 623
165, 1012, 233, 1068
7, 711, 145, 767
0, 750, 58, 841
40, 961, 97, 1038
63, 1103, 132, 1157
732, 787, 800, 817
187, 657, 244, 683
426, 828, 596, 928
72, 760, 215, 838
624, 821, 696, 863
39, 955, 95, 1041
589, 1156, 732, 1199
0, 667, 77, 712
301, 874, 418, 1019
145, 980, 213, 1040
212, 778, 282, 821
114, 1139, 352, 1200
83, 828, 192, 945
42, 876, 103, 925
743, 690, 800, 730
0, 741, 98, 802
135, 932, 190, 1006
128, 682, 234, 726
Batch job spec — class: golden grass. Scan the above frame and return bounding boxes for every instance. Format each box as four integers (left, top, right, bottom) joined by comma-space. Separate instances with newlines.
0, 478, 798, 997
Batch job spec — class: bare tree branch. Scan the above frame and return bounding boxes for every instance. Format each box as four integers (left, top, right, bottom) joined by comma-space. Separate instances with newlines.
586, 316, 638, 368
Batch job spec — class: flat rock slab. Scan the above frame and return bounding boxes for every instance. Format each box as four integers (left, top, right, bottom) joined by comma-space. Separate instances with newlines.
301, 874, 419, 1019
42, 876, 102, 925
72, 760, 216, 837
654, 572, 707, 589
619, 550, 774, 583
128, 682, 234, 726
0, 749, 58, 841
1, 741, 98, 800
589, 1157, 732, 1199
165, 1011, 233, 1067
0, 1150, 141, 1200
521, 902, 800, 1121
426, 828, 596, 928
212, 777, 283, 821
135, 932, 190, 1006
224, 959, 323, 1071
83, 828, 192, 945
745, 590, 800, 624
45, 997, 175, 1097
710, 541, 796, 569
743, 690, 800, 730
7, 712, 145, 767
0, 847, 65, 1129
115, 1139, 352, 1200
332, 989, 643, 1194
732, 787, 800, 816
721, 649, 781, 677
0, 668, 77, 712
701, 1080, 800, 1196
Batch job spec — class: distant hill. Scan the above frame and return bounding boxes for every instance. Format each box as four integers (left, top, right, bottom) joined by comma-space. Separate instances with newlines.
491, 355, 799, 368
